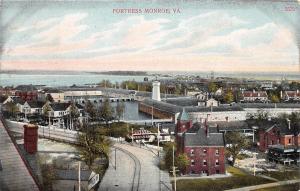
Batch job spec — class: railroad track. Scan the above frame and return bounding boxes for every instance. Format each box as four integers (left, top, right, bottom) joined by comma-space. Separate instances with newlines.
113, 146, 141, 191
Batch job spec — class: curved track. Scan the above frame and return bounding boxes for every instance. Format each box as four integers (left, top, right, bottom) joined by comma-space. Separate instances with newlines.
114, 146, 141, 191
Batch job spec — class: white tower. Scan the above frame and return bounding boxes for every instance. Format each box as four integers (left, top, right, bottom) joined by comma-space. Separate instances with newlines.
152, 81, 161, 101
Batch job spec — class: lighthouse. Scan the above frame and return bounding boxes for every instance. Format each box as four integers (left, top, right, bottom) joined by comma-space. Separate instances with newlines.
152, 81, 161, 101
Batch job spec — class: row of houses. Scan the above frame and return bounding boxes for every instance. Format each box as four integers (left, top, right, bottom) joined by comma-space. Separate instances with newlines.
241, 89, 300, 103
1, 96, 85, 129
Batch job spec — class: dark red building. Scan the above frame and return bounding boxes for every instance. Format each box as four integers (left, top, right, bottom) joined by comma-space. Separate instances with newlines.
176, 110, 226, 176
259, 123, 300, 152
14, 85, 38, 101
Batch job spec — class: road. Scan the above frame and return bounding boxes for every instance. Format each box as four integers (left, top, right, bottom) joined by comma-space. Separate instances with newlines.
5, 120, 172, 191
99, 142, 172, 191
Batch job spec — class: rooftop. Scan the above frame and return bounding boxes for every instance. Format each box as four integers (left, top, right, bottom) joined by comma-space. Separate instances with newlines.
184, 123, 224, 147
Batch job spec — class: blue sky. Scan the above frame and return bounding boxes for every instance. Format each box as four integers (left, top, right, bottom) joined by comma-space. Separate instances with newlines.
1, 0, 299, 72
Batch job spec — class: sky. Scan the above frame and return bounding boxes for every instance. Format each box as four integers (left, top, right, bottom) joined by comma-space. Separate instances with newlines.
0, 0, 299, 72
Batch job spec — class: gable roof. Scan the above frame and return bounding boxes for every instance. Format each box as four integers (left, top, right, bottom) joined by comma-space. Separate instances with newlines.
26, 101, 45, 108
184, 123, 224, 147
50, 103, 71, 111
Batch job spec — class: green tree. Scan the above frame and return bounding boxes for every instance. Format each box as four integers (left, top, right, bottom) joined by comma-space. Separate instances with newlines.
100, 98, 114, 125
77, 123, 111, 171
115, 102, 125, 121
208, 82, 218, 93
5, 102, 18, 118
40, 163, 57, 191
255, 109, 270, 122
176, 153, 190, 173
225, 132, 250, 166
163, 142, 175, 170
98, 80, 113, 88
46, 94, 54, 102
270, 94, 280, 103
69, 102, 80, 129
85, 100, 97, 121
224, 90, 234, 103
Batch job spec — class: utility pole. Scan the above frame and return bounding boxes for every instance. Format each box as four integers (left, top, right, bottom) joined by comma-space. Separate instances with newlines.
131, 127, 134, 145
157, 123, 160, 157
151, 105, 154, 126
78, 161, 81, 191
115, 148, 117, 170
171, 145, 178, 191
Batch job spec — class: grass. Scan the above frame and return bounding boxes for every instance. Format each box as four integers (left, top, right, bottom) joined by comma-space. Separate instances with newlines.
262, 170, 300, 181
175, 166, 274, 191
254, 183, 300, 191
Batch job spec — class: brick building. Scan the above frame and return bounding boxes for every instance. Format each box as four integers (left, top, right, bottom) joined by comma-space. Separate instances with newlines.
14, 85, 38, 101
258, 120, 300, 165
176, 110, 226, 175
259, 121, 299, 152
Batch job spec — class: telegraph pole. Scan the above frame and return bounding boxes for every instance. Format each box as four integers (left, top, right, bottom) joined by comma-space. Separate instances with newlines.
131, 127, 134, 145
157, 123, 160, 156
171, 145, 178, 191
78, 161, 81, 191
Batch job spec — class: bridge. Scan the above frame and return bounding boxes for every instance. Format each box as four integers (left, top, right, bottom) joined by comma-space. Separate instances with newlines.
120, 118, 173, 125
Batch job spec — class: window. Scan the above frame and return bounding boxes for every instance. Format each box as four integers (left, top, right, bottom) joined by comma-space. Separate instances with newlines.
215, 149, 219, 155
191, 159, 195, 166
216, 170, 220, 174
203, 159, 207, 166
215, 159, 219, 166
190, 149, 195, 156
0, 160, 2, 171
203, 149, 207, 155
288, 138, 291, 144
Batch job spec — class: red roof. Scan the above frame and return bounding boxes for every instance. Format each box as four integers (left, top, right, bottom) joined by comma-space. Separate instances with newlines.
285, 91, 300, 98
242, 91, 268, 98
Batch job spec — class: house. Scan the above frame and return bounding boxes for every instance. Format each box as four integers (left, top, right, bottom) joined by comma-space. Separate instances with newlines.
258, 120, 300, 165
281, 90, 300, 102
2, 96, 25, 113
38, 88, 65, 102
176, 110, 226, 176
42, 102, 84, 129
258, 120, 299, 152
241, 90, 269, 103
14, 85, 38, 101
23, 101, 45, 115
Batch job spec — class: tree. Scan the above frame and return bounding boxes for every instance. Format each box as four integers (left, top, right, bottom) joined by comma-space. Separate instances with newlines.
176, 153, 190, 173
40, 163, 57, 191
46, 94, 54, 102
43, 102, 52, 126
77, 123, 111, 171
5, 102, 18, 118
100, 98, 114, 125
98, 80, 113, 88
115, 102, 125, 121
270, 94, 280, 103
85, 100, 97, 121
163, 142, 175, 170
208, 82, 218, 93
255, 109, 270, 122
69, 102, 80, 130
225, 132, 250, 166
224, 90, 234, 103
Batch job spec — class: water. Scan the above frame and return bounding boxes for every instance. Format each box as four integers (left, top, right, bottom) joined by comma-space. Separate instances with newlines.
0, 71, 299, 87
104, 101, 150, 121
0, 73, 151, 87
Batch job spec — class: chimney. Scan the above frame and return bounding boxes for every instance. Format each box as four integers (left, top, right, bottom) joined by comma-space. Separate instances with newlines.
205, 118, 209, 138
253, 89, 255, 93
297, 89, 299, 94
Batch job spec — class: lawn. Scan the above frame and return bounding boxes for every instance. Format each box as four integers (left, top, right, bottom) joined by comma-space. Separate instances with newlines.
175, 166, 274, 191
262, 170, 300, 181
254, 183, 300, 191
